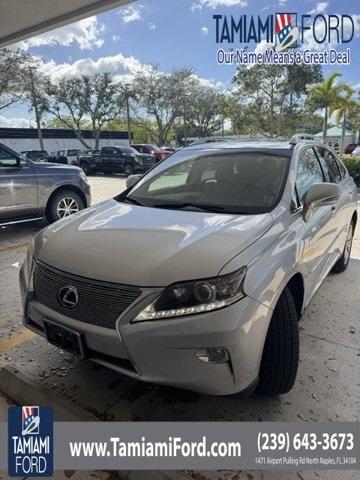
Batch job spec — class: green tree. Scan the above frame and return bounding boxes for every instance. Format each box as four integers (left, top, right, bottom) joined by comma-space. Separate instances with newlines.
333, 87, 355, 152
232, 64, 323, 137
185, 80, 226, 137
42, 73, 125, 148
306, 72, 352, 141
0, 48, 30, 111
347, 99, 360, 143
132, 66, 193, 145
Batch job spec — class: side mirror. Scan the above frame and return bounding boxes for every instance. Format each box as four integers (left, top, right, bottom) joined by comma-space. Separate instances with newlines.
303, 183, 340, 222
126, 174, 143, 189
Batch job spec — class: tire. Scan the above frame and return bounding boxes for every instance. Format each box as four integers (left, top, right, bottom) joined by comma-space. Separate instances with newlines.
256, 287, 299, 396
46, 190, 84, 223
80, 162, 92, 175
124, 163, 134, 177
332, 221, 354, 273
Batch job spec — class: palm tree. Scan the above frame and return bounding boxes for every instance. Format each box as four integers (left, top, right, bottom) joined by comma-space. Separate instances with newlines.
333, 87, 355, 153
307, 72, 351, 141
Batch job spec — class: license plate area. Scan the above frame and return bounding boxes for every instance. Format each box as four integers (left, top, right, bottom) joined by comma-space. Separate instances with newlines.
43, 319, 85, 358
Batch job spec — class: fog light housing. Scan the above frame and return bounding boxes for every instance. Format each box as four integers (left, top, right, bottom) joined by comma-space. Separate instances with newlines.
195, 347, 229, 364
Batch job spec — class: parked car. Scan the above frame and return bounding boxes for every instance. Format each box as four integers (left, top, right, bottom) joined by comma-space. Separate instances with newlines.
0, 143, 90, 224
344, 143, 359, 155
20, 150, 49, 162
78, 146, 155, 176
20, 139, 357, 396
351, 146, 360, 157
131, 144, 168, 162
49, 149, 81, 165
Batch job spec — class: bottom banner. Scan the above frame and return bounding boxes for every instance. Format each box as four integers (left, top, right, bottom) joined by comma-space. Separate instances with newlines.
1, 417, 358, 474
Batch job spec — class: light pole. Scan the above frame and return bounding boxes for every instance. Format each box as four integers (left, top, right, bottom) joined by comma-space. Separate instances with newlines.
124, 84, 131, 146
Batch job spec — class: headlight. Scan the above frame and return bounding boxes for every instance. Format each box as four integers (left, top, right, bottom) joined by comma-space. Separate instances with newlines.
23, 239, 35, 288
78, 170, 88, 183
134, 267, 247, 321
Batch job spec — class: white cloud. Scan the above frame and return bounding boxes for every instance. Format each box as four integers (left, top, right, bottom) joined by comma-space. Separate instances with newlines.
119, 4, 144, 23
190, 74, 224, 89
201, 27, 209, 35
38, 52, 149, 83
254, 39, 274, 54
112, 34, 120, 42
0, 115, 33, 128
309, 2, 329, 14
191, 3, 202, 11
191, 0, 247, 10
17, 16, 104, 50
148, 22, 157, 31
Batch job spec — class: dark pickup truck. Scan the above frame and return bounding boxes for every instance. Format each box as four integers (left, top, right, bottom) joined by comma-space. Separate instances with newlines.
78, 146, 155, 176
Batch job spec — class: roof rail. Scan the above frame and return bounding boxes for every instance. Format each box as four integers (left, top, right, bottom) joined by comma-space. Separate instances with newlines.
289, 134, 316, 145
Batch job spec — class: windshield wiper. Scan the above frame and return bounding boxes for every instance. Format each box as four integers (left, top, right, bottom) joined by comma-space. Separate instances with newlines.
151, 202, 227, 213
123, 196, 144, 206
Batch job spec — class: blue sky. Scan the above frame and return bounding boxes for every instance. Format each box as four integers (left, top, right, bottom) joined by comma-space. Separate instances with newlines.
1, 0, 359, 127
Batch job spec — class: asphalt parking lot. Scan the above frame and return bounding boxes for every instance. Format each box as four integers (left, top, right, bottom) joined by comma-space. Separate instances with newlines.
0, 174, 359, 480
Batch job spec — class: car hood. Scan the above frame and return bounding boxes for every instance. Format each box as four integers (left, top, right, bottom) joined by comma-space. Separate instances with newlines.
35, 199, 273, 286
35, 162, 81, 173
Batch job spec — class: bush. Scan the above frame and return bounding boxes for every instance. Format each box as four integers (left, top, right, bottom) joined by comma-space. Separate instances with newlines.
341, 154, 360, 186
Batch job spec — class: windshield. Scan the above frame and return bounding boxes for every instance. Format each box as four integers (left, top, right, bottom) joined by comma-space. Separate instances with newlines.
124, 150, 290, 214
122, 147, 138, 154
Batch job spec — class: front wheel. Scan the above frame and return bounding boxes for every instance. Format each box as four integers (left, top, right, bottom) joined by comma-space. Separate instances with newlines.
46, 190, 84, 223
256, 287, 299, 396
124, 163, 134, 177
80, 162, 92, 175
332, 221, 354, 273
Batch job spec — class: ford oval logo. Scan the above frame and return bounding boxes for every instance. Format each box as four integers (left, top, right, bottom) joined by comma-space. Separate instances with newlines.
58, 285, 79, 309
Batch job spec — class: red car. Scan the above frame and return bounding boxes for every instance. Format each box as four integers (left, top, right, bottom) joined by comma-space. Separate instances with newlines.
131, 144, 169, 162
344, 143, 359, 154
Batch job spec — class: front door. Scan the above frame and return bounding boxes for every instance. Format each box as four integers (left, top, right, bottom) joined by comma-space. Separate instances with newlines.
296, 147, 338, 298
0, 147, 38, 221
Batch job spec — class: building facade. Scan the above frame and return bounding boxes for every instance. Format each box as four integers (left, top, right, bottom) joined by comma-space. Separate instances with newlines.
0, 128, 131, 153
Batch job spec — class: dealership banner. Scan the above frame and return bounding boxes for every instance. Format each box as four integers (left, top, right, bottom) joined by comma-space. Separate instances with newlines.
0, 418, 358, 474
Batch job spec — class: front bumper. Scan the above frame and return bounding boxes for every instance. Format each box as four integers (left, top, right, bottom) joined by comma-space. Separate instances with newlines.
20, 265, 273, 396
82, 183, 91, 207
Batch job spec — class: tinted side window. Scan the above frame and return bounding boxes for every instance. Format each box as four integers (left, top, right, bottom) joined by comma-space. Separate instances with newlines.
296, 148, 324, 203
315, 147, 342, 183
336, 157, 347, 177
0, 147, 19, 167
102, 147, 116, 155
67, 149, 79, 156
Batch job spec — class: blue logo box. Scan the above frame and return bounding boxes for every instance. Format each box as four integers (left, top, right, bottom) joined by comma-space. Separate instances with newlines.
8, 406, 53, 477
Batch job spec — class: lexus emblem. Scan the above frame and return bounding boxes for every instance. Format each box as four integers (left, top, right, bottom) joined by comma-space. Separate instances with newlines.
58, 285, 79, 309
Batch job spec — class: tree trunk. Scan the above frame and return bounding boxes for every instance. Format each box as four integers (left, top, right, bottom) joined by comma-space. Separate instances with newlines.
322, 107, 328, 142
340, 112, 346, 154
75, 131, 91, 149
94, 131, 100, 150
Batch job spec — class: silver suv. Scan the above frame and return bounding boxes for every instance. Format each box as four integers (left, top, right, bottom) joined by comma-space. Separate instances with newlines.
0, 143, 91, 224
20, 140, 357, 396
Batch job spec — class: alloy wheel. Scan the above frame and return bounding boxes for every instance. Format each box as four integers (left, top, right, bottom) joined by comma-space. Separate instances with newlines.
56, 197, 80, 219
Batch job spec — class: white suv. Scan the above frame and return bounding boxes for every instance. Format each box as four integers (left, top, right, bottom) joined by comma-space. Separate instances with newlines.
20, 140, 357, 396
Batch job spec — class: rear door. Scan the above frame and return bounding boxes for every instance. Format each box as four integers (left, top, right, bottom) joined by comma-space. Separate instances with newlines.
100, 147, 116, 171
107, 147, 124, 172
314, 146, 353, 255
296, 147, 337, 294
0, 146, 38, 221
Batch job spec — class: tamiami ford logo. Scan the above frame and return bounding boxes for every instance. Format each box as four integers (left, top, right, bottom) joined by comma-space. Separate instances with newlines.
214, 12, 355, 65
8, 406, 53, 477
